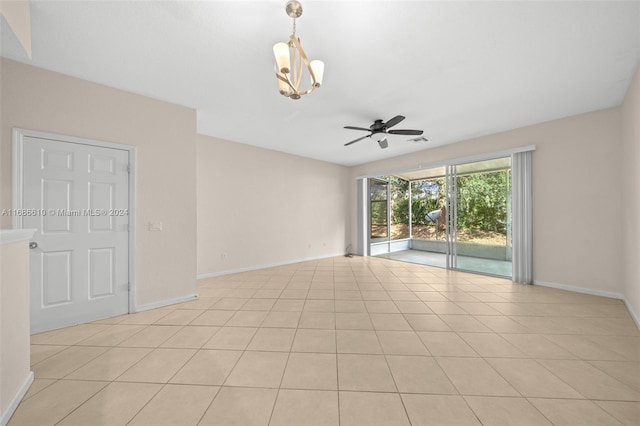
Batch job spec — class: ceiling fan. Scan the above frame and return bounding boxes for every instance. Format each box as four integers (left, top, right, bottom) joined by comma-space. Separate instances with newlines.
344, 115, 424, 149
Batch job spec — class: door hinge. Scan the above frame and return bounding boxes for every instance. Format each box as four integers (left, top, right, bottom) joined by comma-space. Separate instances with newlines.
127, 164, 131, 173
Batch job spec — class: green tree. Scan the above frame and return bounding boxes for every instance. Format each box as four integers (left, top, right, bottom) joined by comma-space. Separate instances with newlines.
456, 170, 509, 233
393, 178, 444, 225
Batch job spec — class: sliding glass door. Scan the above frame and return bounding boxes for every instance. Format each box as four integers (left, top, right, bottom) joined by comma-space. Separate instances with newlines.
448, 158, 512, 276
368, 157, 513, 278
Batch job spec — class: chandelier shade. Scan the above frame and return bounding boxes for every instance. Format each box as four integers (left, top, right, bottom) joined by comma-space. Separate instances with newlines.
273, 42, 291, 74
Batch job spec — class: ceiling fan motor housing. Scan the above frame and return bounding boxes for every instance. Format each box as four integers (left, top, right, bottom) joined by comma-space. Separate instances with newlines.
371, 119, 387, 132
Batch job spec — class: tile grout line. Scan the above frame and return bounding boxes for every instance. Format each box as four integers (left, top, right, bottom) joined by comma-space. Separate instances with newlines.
18, 256, 639, 426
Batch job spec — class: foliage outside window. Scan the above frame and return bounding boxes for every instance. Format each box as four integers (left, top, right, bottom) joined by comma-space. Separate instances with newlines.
389, 170, 510, 245
392, 179, 445, 228
456, 170, 510, 234
386, 176, 409, 240
370, 180, 388, 239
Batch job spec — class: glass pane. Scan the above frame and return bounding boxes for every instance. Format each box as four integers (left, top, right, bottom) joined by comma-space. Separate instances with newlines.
389, 176, 409, 240
455, 158, 512, 277
456, 170, 509, 245
410, 177, 446, 241
370, 179, 388, 240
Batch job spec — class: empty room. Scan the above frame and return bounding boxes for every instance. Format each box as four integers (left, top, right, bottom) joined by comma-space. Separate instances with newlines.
1, 1, 639, 425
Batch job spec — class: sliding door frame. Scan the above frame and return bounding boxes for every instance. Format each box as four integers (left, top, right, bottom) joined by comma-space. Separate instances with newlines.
445, 164, 458, 270
356, 146, 535, 280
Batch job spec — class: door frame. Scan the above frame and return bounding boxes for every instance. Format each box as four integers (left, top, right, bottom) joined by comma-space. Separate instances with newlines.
11, 128, 137, 314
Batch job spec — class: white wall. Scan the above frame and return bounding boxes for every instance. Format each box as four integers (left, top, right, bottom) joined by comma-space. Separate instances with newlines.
622, 64, 640, 323
0, 59, 198, 308
0, 231, 33, 425
197, 134, 349, 277
349, 108, 624, 297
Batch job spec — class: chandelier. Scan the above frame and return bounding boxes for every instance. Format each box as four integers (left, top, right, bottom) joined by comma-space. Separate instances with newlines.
273, 1, 324, 100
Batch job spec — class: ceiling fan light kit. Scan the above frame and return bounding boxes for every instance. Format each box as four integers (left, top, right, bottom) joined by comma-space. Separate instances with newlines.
273, 1, 324, 100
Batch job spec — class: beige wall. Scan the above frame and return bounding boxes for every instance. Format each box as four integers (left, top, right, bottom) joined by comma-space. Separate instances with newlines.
0, 235, 32, 422
197, 134, 349, 276
622, 64, 640, 322
0, 59, 198, 307
2, 58, 634, 321
349, 108, 624, 296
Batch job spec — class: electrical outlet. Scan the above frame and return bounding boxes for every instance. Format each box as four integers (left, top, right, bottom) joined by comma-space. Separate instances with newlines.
148, 221, 163, 231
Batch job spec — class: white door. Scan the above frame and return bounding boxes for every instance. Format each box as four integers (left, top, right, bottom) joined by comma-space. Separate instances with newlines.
20, 136, 130, 333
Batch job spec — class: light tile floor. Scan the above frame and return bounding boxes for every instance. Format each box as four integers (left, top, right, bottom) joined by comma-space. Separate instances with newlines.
9, 256, 640, 426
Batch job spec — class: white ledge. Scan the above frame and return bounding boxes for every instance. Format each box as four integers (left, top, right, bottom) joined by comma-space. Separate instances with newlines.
0, 229, 36, 246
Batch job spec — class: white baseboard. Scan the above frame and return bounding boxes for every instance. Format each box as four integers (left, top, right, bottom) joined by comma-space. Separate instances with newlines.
197, 252, 346, 280
534, 280, 625, 300
535, 279, 639, 330
134, 294, 197, 312
1, 371, 33, 426
623, 298, 640, 329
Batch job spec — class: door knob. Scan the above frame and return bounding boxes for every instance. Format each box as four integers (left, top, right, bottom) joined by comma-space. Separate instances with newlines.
29, 242, 38, 249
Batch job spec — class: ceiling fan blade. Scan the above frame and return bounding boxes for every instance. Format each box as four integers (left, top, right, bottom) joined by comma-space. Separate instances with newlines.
344, 135, 371, 146
388, 129, 424, 135
385, 115, 405, 129
344, 126, 371, 132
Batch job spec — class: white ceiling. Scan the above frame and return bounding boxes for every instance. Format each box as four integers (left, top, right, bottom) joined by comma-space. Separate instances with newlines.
2, 1, 639, 166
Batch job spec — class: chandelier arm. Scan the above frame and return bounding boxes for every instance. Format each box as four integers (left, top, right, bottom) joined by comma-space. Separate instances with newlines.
276, 72, 294, 95
277, 70, 315, 96
295, 49, 303, 91
278, 64, 299, 97
294, 87, 316, 96
289, 36, 302, 92
289, 35, 317, 88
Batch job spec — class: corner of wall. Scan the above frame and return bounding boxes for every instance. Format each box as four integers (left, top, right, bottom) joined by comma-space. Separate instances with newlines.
621, 62, 640, 327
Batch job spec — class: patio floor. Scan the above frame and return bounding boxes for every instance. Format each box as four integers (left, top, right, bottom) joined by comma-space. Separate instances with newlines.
376, 249, 512, 278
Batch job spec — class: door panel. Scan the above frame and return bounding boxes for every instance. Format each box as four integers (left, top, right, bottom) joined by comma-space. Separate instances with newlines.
41, 251, 72, 306
88, 247, 114, 298
89, 154, 116, 174
89, 182, 114, 231
21, 136, 130, 333
42, 149, 74, 171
